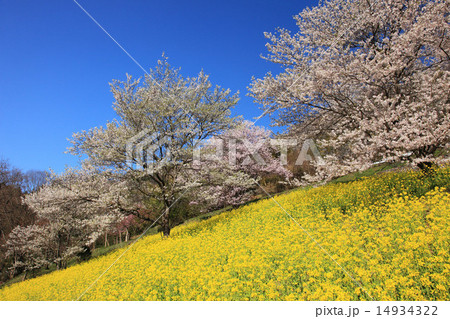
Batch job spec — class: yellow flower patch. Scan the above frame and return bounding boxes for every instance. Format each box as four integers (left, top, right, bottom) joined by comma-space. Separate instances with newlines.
1, 168, 449, 300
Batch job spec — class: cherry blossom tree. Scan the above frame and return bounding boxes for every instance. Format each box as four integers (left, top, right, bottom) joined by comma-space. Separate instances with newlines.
23, 165, 126, 268
249, 0, 450, 180
0, 159, 43, 282
69, 57, 239, 236
5, 225, 50, 280
189, 121, 292, 210
111, 215, 136, 244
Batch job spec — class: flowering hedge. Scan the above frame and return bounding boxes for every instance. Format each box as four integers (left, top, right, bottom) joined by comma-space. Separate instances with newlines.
1, 167, 449, 300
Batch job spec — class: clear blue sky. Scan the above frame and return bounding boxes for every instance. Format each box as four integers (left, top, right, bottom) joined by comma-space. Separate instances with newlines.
0, 0, 317, 172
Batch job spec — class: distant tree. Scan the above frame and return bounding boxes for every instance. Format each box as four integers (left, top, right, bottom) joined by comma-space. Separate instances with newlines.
21, 170, 48, 193
0, 159, 48, 194
249, 0, 450, 180
0, 159, 23, 189
0, 159, 35, 242
0, 159, 38, 283
23, 166, 124, 268
5, 225, 50, 280
112, 215, 136, 244
69, 57, 239, 236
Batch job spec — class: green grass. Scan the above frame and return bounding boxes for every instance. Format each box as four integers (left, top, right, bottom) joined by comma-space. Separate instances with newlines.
330, 162, 405, 184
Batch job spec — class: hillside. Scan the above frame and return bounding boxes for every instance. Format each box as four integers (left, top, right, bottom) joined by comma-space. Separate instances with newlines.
0, 167, 449, 301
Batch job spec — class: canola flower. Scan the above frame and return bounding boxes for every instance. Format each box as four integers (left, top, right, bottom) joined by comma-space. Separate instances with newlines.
0, 167, 449, 301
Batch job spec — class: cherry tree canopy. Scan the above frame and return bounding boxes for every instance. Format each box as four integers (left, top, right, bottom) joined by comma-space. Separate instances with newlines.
69, 57, 239, 236
22, 166, 125, 267
188, 121, 292, 209
250, 0, 450, 179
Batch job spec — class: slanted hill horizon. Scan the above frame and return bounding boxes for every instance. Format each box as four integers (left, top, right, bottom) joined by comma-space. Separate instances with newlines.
1, 167, 449, 301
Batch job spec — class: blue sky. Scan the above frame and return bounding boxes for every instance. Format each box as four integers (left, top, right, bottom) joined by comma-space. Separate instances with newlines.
0, 0, 316, 172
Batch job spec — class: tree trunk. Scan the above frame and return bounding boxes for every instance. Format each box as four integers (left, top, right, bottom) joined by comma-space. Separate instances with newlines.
104, 233, 109, 247
161, 207, 170, 237
22, 271, 27, 281
56, 235, 62, 270
125, 229, 129, 242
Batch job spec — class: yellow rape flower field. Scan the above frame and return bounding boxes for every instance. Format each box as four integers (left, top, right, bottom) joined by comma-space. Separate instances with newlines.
1, 167, 449, 301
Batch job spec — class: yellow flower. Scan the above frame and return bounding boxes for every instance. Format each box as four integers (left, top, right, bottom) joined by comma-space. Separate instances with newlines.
1, 167, 449, 301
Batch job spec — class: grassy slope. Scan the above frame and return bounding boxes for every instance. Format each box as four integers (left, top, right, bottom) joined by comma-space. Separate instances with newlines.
0, 167, 449, 300
0, 162, 399, 288
0, 204, 231, 288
